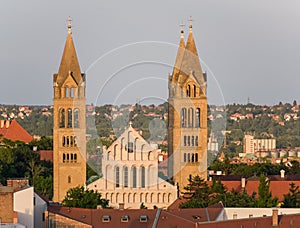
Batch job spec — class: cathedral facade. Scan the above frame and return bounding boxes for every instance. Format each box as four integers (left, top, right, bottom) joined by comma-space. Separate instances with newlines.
88, 123, 177, 209
168, 23, 208, 192
52, 21, 87, 202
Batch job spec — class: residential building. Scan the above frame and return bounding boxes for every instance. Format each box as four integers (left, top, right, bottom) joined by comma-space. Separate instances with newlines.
0, 120, 33, 143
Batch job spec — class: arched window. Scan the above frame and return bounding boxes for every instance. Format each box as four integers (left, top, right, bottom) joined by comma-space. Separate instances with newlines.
184, 136, 187, 146
181, 108, 187, 127
195, 136, 199, 146
195, 153, 199, 162
132, 167, 137, 188
184, 153, 187, 162
67, 108, 72, 128
128, 131, 133, 153
66, 153, 69, 162
187, 153, 191, 162
188, 136, 190, 146
192, 136, 194, 146
186, 85, 191, 97
115, 167, 120, 188
63, 153, 66, 163
70, 153, 74, 162
68, 175, 71, 183
114, 144, 117, 160
141, 144, 145, 160
62, 136, 66, 147
188, 108, 194, 127
70, 136, 73, 147
74, 109, 79, 128
134, 138, 138, 160
59, 109, 65, 128
141, 166, 145, 188
193, 85, 197, 97
195, 108, 200, 128
124, 166, 128, 188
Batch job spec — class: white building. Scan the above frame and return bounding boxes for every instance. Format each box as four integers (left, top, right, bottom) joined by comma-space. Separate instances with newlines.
14, 187, 34, 228
243, 134, 276, 154
88, 123, 177, 209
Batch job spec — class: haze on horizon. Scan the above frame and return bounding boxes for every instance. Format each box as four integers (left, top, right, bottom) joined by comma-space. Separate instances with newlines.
1, 0, 300, 106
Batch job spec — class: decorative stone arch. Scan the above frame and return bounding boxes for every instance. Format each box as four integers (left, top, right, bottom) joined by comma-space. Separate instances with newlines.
193, 84, 197, 97
150, 193, 154, 203
128, 193, 131, 203
168, 193, 172, 203
133, 193, 137, 203
163, 193, 167, 203
145, 193, 149, 203
123, 193, 127, 203
59, 108, 65, 128
157, 193, 161, 203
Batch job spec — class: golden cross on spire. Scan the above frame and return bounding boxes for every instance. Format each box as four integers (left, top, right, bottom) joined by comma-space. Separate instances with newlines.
179, 22, 185, 31
67, 16, 72, 34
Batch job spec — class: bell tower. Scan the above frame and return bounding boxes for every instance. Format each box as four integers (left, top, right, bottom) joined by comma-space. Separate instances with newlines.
168, 20, 207, 192
53, 18, 86, 202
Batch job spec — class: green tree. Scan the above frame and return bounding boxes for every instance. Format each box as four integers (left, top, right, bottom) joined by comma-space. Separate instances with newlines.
180, 175, 209, 208
62, 186, 109, 209
257, 174, 278, 207
282, 183, 300, 208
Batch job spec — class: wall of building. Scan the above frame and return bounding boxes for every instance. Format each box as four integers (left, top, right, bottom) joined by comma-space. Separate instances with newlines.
0, 186, 14, 223
14, 187, 34, 228
34, 193, 47, 228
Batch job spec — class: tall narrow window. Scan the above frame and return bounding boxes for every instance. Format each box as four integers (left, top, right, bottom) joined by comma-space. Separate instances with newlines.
181, 108, 186, 127
124, 166, 128, 188
128, 131, 133, 152
191, 153, 195, 162
192, 136, 194, 146
59, 109, 65, 128
186, 85, 191, 97
193, 85, 197, 97
184, 136, 187, 146
132, 167, 137, 188
188, 136, 190, 146
74, 109, 79, 128
67, 108, 72, 128
70, 153, 74, 162
115, 167, 120, 188
70, 88, 74, 97
66, 87, 69, 97
68, 175, 71, 183
74, 153, 77, 162
195, 153, 199, 162
187, 153, 191, 162
62, 136, 66, 147
195, 136, 199, 146
188, 108, 194, 127
195, 108, 200, 128
141, 166, 145, 188
184, 153, 187, 162
63, 153, 66, 163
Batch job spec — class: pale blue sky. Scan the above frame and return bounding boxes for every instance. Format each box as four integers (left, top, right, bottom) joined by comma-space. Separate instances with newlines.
1, 0, 300, 105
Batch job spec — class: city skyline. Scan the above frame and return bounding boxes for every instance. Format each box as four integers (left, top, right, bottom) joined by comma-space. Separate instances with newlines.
1, 0, 300, 106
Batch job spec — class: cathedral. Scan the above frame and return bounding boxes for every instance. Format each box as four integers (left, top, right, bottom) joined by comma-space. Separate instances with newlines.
52, 19, 207, 205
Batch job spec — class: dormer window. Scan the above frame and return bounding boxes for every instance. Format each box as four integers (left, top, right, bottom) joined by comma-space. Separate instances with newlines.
140, 215, 148, 222
102, 215, 111, 222
121, 215, 129, 222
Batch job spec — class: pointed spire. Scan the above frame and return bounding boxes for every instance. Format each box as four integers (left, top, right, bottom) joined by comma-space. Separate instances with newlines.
172, 24, 186, 76
56, 17, 83, 86
185, 16, 198, 57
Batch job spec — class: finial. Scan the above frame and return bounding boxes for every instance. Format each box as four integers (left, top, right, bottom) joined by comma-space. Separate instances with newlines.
129, 121, 133, 127
179, 22, 185, 38
188, 16, 193, 32
67, 16, 72, 34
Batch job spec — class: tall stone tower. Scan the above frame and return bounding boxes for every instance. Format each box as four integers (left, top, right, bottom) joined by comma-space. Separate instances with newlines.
53, 19, 86, 202
168, 21, 207, 192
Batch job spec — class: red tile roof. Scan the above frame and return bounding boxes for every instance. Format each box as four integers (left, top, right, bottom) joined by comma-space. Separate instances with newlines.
38, 150, 53, 162
0, 120, 33, 143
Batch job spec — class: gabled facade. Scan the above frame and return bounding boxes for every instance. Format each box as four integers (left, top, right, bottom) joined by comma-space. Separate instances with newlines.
168, 23, 208, 192
88, 123, 177, 209
53, 20, 86, 202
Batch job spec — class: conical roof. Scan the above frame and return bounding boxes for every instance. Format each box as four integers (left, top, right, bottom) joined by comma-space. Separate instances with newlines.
55, 26, 82, 86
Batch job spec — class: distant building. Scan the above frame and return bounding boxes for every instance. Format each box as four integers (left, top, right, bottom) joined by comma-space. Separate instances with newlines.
0, 120, 33, 143
243, 134, 276, 154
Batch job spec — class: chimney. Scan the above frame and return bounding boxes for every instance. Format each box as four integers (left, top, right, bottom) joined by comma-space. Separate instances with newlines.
119, 203, 125, 210
272, 208, 278, 226
241, 177, 246, 188
280, 169, 285, 179
5, 120, 10, 128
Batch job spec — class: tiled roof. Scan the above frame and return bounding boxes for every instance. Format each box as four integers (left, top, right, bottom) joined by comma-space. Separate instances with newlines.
0, 120, 33, 143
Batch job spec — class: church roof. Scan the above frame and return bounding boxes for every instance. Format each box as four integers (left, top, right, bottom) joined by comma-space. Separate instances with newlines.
0, 120, 33, 143
54, 21, 83, 86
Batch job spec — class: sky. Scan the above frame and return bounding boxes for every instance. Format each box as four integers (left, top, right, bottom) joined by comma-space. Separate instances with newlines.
1, 0, 300, 106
